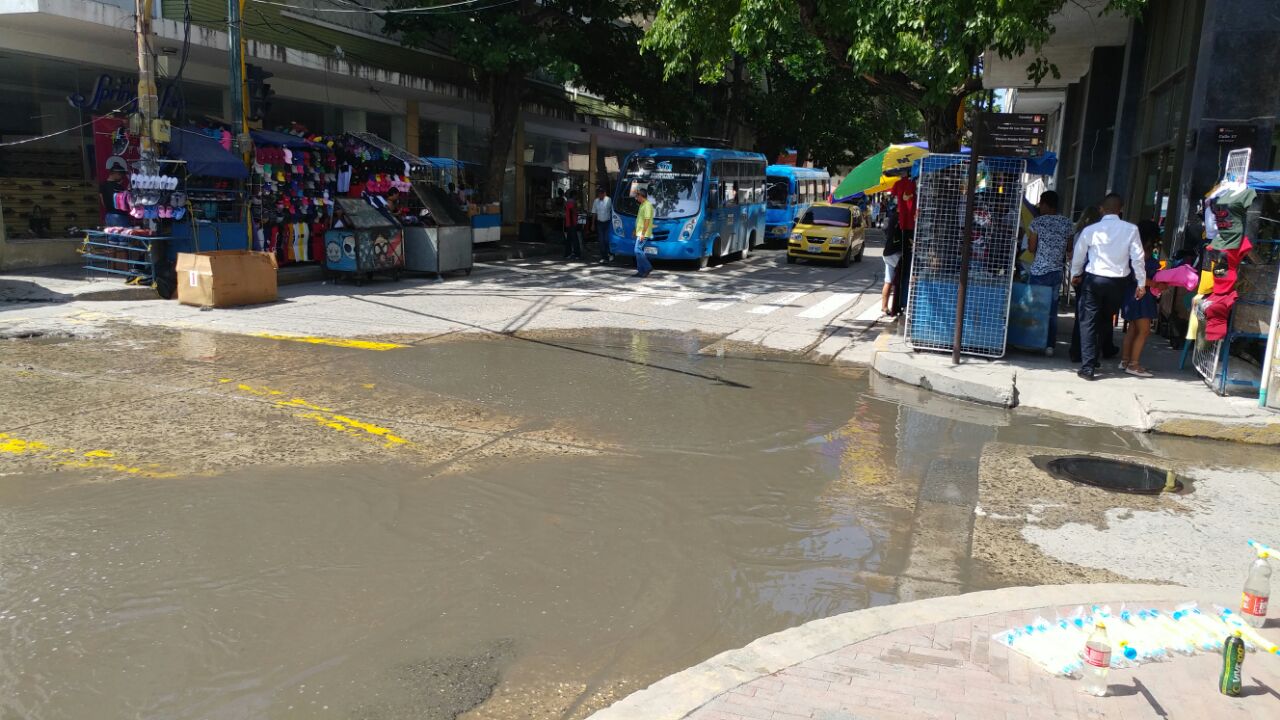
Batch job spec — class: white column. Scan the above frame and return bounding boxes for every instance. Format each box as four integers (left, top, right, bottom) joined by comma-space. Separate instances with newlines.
341, 109, 367, 133
438, 122, 459, 159
389, 114, 407, 148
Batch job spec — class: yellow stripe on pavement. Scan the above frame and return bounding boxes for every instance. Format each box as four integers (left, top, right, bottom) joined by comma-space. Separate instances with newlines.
252, 332, 406, 351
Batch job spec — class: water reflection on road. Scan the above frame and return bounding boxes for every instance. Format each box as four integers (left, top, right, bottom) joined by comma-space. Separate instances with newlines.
0, 328, 1266, 719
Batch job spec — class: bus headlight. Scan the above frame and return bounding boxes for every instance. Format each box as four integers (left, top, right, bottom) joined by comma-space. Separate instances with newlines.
611, 214, 623, 235
679, 218, 697, 241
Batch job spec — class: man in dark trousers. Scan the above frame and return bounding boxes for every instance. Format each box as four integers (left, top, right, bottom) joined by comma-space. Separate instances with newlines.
1069, 193, 1146, 381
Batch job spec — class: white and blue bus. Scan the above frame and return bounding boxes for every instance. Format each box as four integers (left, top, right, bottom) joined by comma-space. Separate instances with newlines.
610, 147, 767, 269
764, 165, 832, 243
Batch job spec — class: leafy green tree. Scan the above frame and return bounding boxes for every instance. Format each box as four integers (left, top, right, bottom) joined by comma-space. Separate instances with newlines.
646, 0, 1145, 153
744, 49, 921, 170
387, 0, 692, 203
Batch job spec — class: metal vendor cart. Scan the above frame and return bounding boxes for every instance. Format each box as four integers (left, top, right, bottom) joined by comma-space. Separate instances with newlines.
324, 197, 404, 286
403, 180, 473, 278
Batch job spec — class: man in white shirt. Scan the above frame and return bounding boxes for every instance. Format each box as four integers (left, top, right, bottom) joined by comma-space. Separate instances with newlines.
1069, 193, 1147, 381
591, 186, 614, 263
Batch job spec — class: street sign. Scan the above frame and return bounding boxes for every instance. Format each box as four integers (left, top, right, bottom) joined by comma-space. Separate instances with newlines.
976, 113, 1048, 158
1215, 124, 1256, 147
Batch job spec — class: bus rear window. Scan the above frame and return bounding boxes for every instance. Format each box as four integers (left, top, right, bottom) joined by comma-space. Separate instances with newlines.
804, 206, 851, 227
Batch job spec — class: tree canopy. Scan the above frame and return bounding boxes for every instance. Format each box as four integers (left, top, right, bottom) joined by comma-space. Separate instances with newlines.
387, 0, 694, 202
646, 0, 1146, 152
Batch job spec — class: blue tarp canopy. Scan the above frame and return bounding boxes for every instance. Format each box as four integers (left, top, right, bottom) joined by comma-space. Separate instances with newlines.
1248, 171, 1280, 191
911, 150, 1058, 178
422, 157, 477, 169
169, 130, 249, 179
251, 129, 324, 149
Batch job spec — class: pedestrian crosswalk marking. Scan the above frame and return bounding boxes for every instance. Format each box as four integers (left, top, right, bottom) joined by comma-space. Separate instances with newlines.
854, 304, 883, 322
698, 301, 736, 311
748, 291, 807, 315
653, 291, 695, 306
797, 293, 859, 319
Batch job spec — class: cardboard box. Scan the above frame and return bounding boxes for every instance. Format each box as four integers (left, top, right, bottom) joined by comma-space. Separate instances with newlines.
176, 250, 278, 308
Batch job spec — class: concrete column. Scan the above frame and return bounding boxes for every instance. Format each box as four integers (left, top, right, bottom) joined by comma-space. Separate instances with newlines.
341, 109, 367, 134
514, 117, 526, 224
389, 114, 407, 148
438, 123, 459, 159
406, 101, 420, 155
588, 132, 599, 197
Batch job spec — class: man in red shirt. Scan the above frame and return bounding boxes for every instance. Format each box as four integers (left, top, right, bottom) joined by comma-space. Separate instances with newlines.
562, 190, 583, 260
889, 176, 918, 314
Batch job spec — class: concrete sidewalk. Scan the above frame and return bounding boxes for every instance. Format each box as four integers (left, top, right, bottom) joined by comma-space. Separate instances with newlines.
869, 319, 1279, 445
590, 584, 1280, 720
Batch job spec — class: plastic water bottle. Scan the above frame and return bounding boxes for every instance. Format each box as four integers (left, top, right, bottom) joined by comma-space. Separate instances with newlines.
1081, 621, 1111, 696
1241, 550, 1272, 628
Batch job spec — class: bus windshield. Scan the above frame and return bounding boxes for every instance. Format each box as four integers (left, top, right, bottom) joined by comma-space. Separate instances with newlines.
766, 175, 789, 209
803, 206, 851, 227
615, 157, 705, 219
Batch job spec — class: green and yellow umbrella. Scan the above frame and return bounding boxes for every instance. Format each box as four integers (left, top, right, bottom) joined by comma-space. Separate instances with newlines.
833, 143, 931, 200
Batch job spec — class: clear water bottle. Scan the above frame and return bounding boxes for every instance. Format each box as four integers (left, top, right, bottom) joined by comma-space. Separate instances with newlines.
1241, 550, 1272, 628
1081, 621, 1111, 696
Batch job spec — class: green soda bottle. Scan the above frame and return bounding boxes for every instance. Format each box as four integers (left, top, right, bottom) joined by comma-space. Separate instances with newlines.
1219, 630, 1244, 697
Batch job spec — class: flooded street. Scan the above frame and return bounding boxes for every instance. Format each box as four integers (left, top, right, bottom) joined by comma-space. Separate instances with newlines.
3, 326, 1280, 719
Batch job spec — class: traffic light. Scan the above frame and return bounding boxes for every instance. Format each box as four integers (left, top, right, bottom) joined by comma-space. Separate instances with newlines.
245, 64, 274, 123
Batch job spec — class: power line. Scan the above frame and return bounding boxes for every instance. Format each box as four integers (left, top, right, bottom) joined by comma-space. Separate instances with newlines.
0, 101, 136, 148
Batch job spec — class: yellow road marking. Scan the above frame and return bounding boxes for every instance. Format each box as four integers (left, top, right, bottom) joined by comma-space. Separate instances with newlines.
0, 433, 174, 478
228, 383, 409, 449
252, 333, 405, 351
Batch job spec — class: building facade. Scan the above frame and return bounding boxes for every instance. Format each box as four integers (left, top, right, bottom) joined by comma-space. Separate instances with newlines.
989, 0, 1278, 252
0, 0, 666, 267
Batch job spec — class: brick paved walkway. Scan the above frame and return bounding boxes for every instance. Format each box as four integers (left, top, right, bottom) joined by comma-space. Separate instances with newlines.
687, 602, 1280, 720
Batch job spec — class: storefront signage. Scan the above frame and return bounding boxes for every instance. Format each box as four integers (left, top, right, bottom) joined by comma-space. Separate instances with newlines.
1215, 124, 1256, 147
67, 73, 183, 119
976, 112, 1048, 158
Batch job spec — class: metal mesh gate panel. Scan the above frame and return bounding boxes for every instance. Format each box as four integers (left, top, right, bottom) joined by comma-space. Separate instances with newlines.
906, 154, 1026, 357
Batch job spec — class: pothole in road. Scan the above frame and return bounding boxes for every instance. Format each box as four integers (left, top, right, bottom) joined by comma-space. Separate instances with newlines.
1033, 455, 1187, 495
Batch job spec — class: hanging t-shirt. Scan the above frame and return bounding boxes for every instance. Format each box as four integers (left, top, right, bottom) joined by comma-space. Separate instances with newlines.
891, 178, 917, 230
337, 165, 353, 194
1209, 186, 1256, 250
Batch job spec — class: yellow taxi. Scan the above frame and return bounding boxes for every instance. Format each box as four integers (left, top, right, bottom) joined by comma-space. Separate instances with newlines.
786, 202, 866, 267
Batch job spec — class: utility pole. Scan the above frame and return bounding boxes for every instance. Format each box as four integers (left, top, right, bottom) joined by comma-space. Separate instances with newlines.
135, 0, 158, 158
228, 0, 247, 151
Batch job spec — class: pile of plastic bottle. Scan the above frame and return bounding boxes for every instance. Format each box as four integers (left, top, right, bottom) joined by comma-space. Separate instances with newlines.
994, 539, 1279, 684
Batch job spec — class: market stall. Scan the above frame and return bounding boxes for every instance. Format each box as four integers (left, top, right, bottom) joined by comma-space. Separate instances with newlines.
324, 196, 403, 285
168, 127, 252, 255
404, 161, 473, 277
251, 129, 336, 265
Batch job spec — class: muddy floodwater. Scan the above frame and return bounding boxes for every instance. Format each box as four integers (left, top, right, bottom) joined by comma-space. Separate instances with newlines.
2, 326, 1279, 719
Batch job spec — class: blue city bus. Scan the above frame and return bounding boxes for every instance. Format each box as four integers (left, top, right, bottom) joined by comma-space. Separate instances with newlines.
764, 165, 832, 242
610, 147, 767, 268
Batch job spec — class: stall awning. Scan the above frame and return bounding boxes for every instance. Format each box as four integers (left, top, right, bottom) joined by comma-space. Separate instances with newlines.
422, 157, 478, 169
1249, 171, 1280, 191
251, 129, 324, 150
169, 129, 249, 179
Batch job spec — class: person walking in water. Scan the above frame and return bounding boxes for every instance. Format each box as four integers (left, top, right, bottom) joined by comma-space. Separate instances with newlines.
633, 187, 654, 278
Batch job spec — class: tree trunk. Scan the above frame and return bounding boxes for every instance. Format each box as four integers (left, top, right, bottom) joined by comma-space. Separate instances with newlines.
921, 97, 965, 153
480, 68, 524, 205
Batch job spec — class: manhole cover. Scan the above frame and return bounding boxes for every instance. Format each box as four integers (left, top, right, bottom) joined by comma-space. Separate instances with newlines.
1037, 455, 1183, 494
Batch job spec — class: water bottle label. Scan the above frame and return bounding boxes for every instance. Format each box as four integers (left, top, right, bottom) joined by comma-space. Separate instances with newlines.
1242, 592, 1269, 617
1085, 647, 1110, 668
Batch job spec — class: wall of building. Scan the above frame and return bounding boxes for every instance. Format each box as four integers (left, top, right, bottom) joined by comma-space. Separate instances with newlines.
1179, 0, 1279, 225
